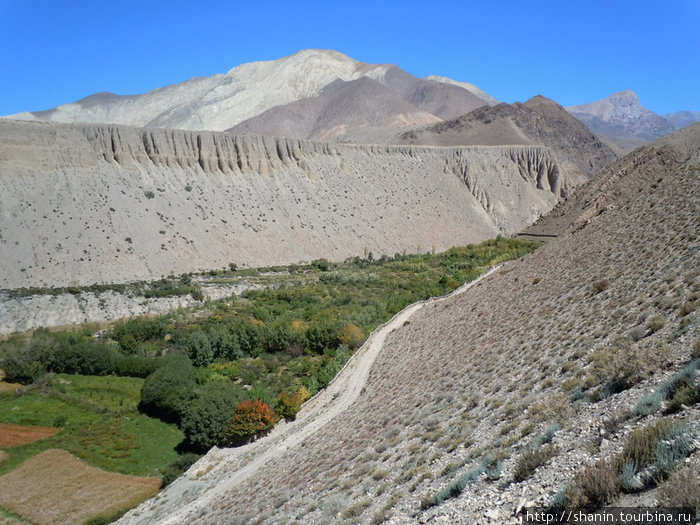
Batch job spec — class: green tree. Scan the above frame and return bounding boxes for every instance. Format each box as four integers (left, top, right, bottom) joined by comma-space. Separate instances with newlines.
180, 382, 246, 452
139, 355, 197, 423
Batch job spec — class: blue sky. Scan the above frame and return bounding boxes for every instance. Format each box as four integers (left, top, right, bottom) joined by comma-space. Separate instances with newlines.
0, 0, 698, 116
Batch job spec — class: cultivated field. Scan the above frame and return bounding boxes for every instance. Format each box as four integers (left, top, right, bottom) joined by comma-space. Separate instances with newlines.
0, 423, 59, 447
0, 449, 161, 525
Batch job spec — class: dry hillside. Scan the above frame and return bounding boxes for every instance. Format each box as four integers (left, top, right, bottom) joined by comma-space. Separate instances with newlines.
120, 126, 699, 524
0, 120, 572, 289
396, 96, 619, 184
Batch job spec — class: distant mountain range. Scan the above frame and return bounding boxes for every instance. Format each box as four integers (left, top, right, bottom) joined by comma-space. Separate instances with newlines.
3, 50, 696, 155
1, 49, 495, 135
567, 90, 699, 151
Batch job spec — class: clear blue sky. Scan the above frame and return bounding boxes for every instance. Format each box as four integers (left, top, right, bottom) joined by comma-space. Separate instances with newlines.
1, 0, 698, 116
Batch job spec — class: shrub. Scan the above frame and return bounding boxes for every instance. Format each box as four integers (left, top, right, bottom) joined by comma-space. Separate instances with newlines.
657, 466, 700, 511
180, 382, 246, 452
274, 386, 310, 421
139, 356, 197, 423
563, 459, 620, 509
52, 340, 117, 375
647, 315, 665, 333
621, 418, 674, 468
586, 337, 659, 397
592, 279, 610, 294
112, 316, 166, 353
226, 399, 279, 445
635, 391, 663, 416
185, 331, 214, 367
337, 323, 365, 350
160, 453, 200, 486
513, 445, 558, 482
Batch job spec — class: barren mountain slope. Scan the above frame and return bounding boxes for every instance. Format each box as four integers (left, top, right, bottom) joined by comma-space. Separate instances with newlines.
425, 75, 499, 106
524, 122, 700, 238
397, 96, 619, 184
121, 121, 699, 524
375, 66, 490, 120
567, 90, 677, 151
0, 119, 570, 289
227, 67, 492, 142
227, 76, 441, 141
2, 50, 494, 134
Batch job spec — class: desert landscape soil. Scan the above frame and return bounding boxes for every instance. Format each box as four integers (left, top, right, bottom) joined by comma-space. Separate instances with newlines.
119, 265, 501, 524
0, 423, 60, 447
0, 449, 160, 525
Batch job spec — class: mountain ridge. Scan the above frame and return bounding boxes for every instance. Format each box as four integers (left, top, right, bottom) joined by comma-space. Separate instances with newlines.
1, 50, 495, 133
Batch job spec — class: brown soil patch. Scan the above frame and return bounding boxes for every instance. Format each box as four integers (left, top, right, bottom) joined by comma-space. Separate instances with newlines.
0, 423, 60, 447
0, 382, 22, 393
0, 449, 160, 525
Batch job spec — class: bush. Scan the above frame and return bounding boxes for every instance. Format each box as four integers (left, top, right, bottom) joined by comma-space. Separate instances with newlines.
563, 459, 620, 509
180, 382, 246, 452
337, 323, 365, 350
592, 279, 610, 294
226, 399, 279, 445
52, 340, 117, 375
185, 331, 214, 367
657, 466, 700, 511
586, 337, 659, 397
513, 444, 558, 482
621, 419, 674, 468
274, 386, 310, 421
139, 356, 197, 423
160, 453, 200, 486
112, 316, 166, 353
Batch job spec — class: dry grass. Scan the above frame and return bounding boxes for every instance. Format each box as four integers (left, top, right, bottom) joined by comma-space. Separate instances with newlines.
0, 370, 21, 393
0, 449, 160, 525
0, 450, 8, 464
0, 423, 60, 447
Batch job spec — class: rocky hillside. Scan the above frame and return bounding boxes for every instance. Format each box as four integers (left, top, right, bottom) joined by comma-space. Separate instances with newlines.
0, 119, 571, 289
1, 50, 494, 133
396, 96, 619, 183
567, 90, 679, 151
120, 125, 699, 524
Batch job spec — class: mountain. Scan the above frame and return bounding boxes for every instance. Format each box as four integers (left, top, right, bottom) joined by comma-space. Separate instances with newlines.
395, 95, 619, 184
227, 66, 491, 141
425, 75, 499, 106
227, 76, 442, 142
665, 110, 700, 130
566, 90, 677, 150
0, 119, 573, 289
1, 50, 494, 133
117, 126, 700, 525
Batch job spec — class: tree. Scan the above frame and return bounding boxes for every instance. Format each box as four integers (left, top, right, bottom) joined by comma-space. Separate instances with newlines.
337, 323, 365, 350
226, 399, 279, 445
180, 382, 246, 452
139, 356, 197, 423
275, 386, 311, 421
185, 331, 214, 367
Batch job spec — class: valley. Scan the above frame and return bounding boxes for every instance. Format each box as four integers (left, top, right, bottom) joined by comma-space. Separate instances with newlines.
0, 45, 698, 525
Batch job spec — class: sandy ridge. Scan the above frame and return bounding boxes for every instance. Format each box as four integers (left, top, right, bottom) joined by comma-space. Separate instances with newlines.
119, 265, 502, 524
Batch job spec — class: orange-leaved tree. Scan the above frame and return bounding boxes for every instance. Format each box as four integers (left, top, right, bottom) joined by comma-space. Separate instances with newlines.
226, 399, 279, 445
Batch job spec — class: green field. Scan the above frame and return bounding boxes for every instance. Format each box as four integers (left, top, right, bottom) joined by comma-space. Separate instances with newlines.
0, 375, 183, 477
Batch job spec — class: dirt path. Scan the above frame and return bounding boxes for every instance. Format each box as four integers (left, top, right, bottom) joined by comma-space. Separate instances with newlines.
118, 265, 501, 525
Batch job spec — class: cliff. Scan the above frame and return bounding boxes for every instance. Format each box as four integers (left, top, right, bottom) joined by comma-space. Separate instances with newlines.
1, 120, 573, 289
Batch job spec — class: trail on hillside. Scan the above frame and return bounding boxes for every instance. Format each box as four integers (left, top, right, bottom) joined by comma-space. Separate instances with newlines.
119, 265, 501, 525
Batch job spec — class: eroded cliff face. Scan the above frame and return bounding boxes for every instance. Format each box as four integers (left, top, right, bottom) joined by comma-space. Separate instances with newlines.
0, 120, 572, 289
